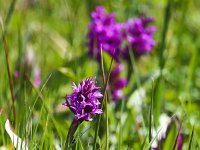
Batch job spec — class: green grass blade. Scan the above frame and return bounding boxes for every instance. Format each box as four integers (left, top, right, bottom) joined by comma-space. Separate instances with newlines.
39, 115, 49, 150
145, 127, 163, 150
1, 25, 17, 130
93, 49, 113, 150
188, 126, 194, 150
29, 104, 45, 149
5, 0, 16, 26
100, 47, 109, 150
128, 46, 141, 88
141, 135, 147, 150
186, 45, 199, 106
27, 73, 52, 122
154, 0, 173, 126
117, 100, 125, 150
105, 92, 109, 150
158, 0, 173, 70
0, 114, 6, 145
149, 80, 154, 149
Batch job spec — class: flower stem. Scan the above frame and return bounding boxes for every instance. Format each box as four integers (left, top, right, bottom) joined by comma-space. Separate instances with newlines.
2, 30, 17, 131
65, 119, 82, 149
105, 92, 109, 150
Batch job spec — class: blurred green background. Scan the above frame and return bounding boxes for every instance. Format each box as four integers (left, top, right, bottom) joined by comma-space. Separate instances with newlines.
0, 0, 200, 149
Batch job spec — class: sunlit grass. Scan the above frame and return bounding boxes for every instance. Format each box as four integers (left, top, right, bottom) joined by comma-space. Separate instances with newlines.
0, 0, 200, 149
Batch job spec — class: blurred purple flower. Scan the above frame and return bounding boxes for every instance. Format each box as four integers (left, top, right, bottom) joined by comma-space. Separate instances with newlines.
110, 64, 127, 101
122, 17, 156, 57
177, 133, 183, 150
87, 6, 123, 61
14, 69, 20, 79
63, 77, 103, 121
33, 65, 41, 88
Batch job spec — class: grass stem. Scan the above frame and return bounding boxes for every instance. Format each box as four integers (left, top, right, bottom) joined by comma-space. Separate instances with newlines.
93, 49, 113, 150
149, 80, 154, 149
188, 126, 194, 150
2, 31, 17, 130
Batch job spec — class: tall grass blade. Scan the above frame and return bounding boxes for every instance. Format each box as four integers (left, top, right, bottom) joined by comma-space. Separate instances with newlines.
93, 48, 113, 150
27, 73, 52, 122
118, 100, 125, 150
154, 0, 173, 126
186, 45, 199, 106
100, 46, 109, 150
188, 126, 194, 150
39, 115, 49, 150
141, 135, 147, 150
149, 80, 154, 149
0, 113, 6, 145
145, 127, 163, 150
158, 0, 173, 70
25, 73, 62, 147
128, 46, 141, 88
29, 104, 45, 149
105, 92, 109, 150
5, 0, 16, 26
1, 22, 17, 130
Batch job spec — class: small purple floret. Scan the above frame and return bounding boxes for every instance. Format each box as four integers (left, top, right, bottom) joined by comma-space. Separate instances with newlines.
33, 65, 41, 88
14, 70, 20, 79
110, 64, 127, 101
63, 77, 103, 121
177, 133, 183, 150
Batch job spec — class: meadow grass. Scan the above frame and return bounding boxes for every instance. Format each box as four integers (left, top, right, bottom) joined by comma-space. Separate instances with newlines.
0, 0, 200, 149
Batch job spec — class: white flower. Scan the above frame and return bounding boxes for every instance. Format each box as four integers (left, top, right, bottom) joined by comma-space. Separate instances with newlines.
127, 88, 146, 113
151, 114, 171, 149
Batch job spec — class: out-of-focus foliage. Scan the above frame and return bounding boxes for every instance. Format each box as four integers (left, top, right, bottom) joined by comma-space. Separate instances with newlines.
0, 0, 200, 149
